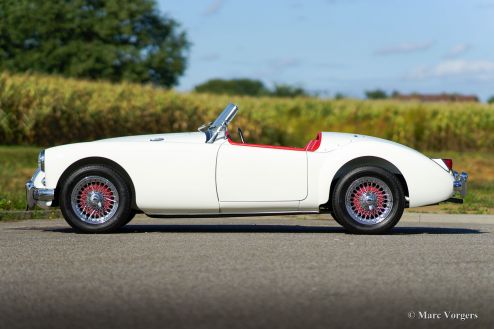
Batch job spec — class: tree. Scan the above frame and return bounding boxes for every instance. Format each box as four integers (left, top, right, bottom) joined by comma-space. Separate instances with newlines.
0, 0, 189, 87
194, 79, 269, 96
194, 79, 311, 98
488, 96, 494, 104
365, 89, 388, 100
334, 92, 346, 100
271, 84, 308, 98
391, 90, 400, 98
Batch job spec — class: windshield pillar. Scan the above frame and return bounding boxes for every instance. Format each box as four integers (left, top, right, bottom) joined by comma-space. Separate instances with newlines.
206, 103, 238, 143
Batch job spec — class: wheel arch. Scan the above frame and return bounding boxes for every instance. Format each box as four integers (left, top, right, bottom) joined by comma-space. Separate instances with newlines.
326, 156, 409, 209
54, 157, 139, 211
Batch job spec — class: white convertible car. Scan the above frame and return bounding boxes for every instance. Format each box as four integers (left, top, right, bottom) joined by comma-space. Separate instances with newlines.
26, 103, 467, 234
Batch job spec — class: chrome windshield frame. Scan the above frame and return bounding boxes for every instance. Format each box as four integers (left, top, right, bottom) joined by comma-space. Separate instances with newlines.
206, 103, 238, 143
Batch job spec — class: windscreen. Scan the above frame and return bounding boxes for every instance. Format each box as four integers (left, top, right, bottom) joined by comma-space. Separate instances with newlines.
205, 103, 238, 143
211, 103, 238, 128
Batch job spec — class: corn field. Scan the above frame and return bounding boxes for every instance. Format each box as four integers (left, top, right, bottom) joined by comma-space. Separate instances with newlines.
1, 72, 493, 151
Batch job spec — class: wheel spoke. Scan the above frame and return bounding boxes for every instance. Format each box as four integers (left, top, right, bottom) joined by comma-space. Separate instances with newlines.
71, 176, 120, 225
345, 176, 394, 225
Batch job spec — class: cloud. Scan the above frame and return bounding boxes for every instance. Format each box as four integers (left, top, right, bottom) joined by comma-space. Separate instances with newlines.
375, 41, 434, 55
445, 44, 472, 58
203, 0, 224, 16
407, 59, 494, 80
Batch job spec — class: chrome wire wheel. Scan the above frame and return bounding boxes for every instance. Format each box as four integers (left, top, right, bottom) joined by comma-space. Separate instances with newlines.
345, 176, 393, 225
70, 176, 120, 224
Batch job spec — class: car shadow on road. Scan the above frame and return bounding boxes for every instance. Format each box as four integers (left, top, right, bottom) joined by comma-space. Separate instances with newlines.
391, 227, 483, 235
39, 224, 483, 235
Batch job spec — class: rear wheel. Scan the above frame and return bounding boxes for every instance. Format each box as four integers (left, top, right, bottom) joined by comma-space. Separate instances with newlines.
329, 210, 343, 225
123, 209, 137, 226
331, 166, 404, 234
60, 165, 133, 233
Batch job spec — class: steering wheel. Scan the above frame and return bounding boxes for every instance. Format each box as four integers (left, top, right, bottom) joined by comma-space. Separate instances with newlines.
238, 128, 246, 144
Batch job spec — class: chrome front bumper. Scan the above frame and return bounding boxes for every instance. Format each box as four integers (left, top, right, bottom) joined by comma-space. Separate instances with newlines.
26, 169, 55, 210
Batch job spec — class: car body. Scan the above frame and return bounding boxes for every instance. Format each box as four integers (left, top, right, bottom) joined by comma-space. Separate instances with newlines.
26, 103, 468, 233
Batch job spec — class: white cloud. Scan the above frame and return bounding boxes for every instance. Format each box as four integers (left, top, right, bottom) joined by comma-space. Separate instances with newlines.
375, 41, 434, 55
203, 0, 224, 16
407, 59, 494, 80
445, 44, 472, 58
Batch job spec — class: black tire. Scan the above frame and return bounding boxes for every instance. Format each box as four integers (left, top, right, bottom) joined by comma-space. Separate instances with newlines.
331, 166, 404, 234
329, 210, 343, 226
60, 165, 133, 233
123, 209, 137, 226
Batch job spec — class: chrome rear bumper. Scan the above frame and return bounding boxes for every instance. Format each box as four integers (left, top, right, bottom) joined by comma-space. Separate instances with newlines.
446, 171, 468, 204
453, 171, 468, 198
26, 169, 55, 210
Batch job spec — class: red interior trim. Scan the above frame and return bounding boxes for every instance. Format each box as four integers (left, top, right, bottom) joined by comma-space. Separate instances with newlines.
227, 132, 322, 152
305, 132, 322, 152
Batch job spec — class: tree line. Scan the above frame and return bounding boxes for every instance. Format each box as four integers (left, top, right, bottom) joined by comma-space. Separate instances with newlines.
194, 79, 308, 98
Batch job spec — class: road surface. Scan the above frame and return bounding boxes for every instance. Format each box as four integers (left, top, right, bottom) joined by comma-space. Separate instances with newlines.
0, 214, 493, 329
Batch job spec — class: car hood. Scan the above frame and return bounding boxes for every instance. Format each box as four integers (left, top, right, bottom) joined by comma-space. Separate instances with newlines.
95, 132, 206, 144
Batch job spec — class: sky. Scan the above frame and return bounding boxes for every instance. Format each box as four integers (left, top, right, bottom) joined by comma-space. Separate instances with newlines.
158, 0, 494, 100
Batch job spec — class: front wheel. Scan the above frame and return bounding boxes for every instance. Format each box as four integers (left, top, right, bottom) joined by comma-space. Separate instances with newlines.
331, 166, 405, 234
60, 165, 133, 233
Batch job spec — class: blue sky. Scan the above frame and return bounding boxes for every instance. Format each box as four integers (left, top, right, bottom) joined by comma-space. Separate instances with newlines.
159, 0, 494, 100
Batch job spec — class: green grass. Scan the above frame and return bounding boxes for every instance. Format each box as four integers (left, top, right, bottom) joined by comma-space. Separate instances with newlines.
447, 182, 494, 214
0, 146, 39, 210
1, 146, 492, 218
0, 146, 62, 220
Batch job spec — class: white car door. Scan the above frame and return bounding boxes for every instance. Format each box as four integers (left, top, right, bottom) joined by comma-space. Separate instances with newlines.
120, 141, 221, 215
216, 142, 308, 203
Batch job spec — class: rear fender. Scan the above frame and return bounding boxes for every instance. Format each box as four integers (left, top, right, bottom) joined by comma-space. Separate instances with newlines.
314, 140, 453, 208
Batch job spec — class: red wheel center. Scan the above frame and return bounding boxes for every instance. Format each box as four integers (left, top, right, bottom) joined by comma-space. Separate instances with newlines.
78, 183, 114, 218
351, 184, 386, 219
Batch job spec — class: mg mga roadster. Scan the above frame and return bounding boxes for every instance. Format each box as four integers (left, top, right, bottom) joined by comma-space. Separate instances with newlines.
26, 103, 468, 234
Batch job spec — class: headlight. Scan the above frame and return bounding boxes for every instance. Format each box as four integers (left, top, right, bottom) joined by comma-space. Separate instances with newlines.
38, 150, 45, 172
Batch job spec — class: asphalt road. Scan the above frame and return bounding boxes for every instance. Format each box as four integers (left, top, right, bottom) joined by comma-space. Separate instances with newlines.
0, 215, 493, 329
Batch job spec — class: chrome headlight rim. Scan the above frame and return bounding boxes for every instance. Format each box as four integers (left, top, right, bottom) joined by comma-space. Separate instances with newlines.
38, 150, 45, 172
